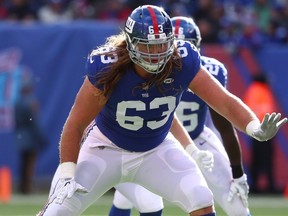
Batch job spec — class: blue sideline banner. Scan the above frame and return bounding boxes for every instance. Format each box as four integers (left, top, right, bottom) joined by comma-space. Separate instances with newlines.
0, 21, 120, 178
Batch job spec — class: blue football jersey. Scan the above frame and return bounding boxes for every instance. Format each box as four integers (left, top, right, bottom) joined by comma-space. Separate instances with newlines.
176, 56, 228, 139
85, 41, 201, 151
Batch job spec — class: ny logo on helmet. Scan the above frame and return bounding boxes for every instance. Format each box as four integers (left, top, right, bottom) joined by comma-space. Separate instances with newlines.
125, 17, 135, 34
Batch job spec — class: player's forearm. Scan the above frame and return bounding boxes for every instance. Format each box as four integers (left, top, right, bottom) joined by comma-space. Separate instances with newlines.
220, 129, 244, 178
220, 128, 242, 165
58, 78, 104, 164
210, 108, 242, 166
191, 69, 259, 134
59, 121, 83, 164
170, 115, 195, 149
217, 93, 259, 134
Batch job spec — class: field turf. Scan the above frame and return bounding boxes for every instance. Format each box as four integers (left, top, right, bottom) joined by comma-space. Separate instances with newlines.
0, 192, 287, 216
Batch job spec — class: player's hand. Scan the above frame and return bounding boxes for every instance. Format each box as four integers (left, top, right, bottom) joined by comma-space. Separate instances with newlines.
227, 174, 249, 208
191, 149, 214, 172
248, 113, 287, 141
50, 178, 88, 204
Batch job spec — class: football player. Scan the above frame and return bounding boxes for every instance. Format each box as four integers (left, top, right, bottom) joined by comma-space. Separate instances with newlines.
38, 6, 287, 216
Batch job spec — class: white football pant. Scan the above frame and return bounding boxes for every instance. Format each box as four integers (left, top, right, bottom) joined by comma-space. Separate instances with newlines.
112, 126, 250, 216
41, 126, 213, 215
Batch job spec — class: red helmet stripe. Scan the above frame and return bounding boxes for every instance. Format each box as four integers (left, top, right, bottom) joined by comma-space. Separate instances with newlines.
147, 6, 159, 34
174, 18, 181, 35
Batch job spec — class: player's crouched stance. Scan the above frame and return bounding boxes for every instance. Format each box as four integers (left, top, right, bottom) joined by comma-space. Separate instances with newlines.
38, 129, 215, 216
37, 4, 287, 216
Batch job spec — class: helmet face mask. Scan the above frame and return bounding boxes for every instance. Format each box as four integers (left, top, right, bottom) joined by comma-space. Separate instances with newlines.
171, 16, 202, 49
124, 5, 174, 74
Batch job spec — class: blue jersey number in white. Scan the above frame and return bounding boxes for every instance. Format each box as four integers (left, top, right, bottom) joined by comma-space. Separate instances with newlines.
90, 47, 118, 64
176, 101, 200, 132
202, 58, 220, 76
117, 96, 176, 131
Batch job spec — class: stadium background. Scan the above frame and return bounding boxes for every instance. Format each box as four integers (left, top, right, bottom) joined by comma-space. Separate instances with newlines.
0, 0, 288, 195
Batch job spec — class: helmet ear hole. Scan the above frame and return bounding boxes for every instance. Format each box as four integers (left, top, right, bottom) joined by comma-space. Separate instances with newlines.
124, 5, 174, 74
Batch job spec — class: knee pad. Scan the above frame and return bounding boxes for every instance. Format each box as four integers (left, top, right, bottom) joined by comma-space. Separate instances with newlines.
113, 190, 134, 209
115, 185, 164, 213
134, 192, 163, 213
191, 185, 214, 210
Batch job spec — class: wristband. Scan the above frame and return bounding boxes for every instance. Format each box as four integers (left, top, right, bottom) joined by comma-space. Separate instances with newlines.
185, 143, 198, 155
231, 164, 244, 179
60, 162, 76, 178
245, 119, 260, 137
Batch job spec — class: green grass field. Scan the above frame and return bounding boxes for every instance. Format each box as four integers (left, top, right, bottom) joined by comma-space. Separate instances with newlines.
0, 192, 288, 216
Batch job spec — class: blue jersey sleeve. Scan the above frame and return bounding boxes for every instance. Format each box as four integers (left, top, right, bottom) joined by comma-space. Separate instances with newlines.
85, 50, 98, 85
176, 40, 201, 88
85, 47, 118, 89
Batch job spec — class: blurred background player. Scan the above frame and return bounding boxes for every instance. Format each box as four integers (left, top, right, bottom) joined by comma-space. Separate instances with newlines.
173, 16, 251, 215
14, 70, 47, 194
108, 16, 252, 216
